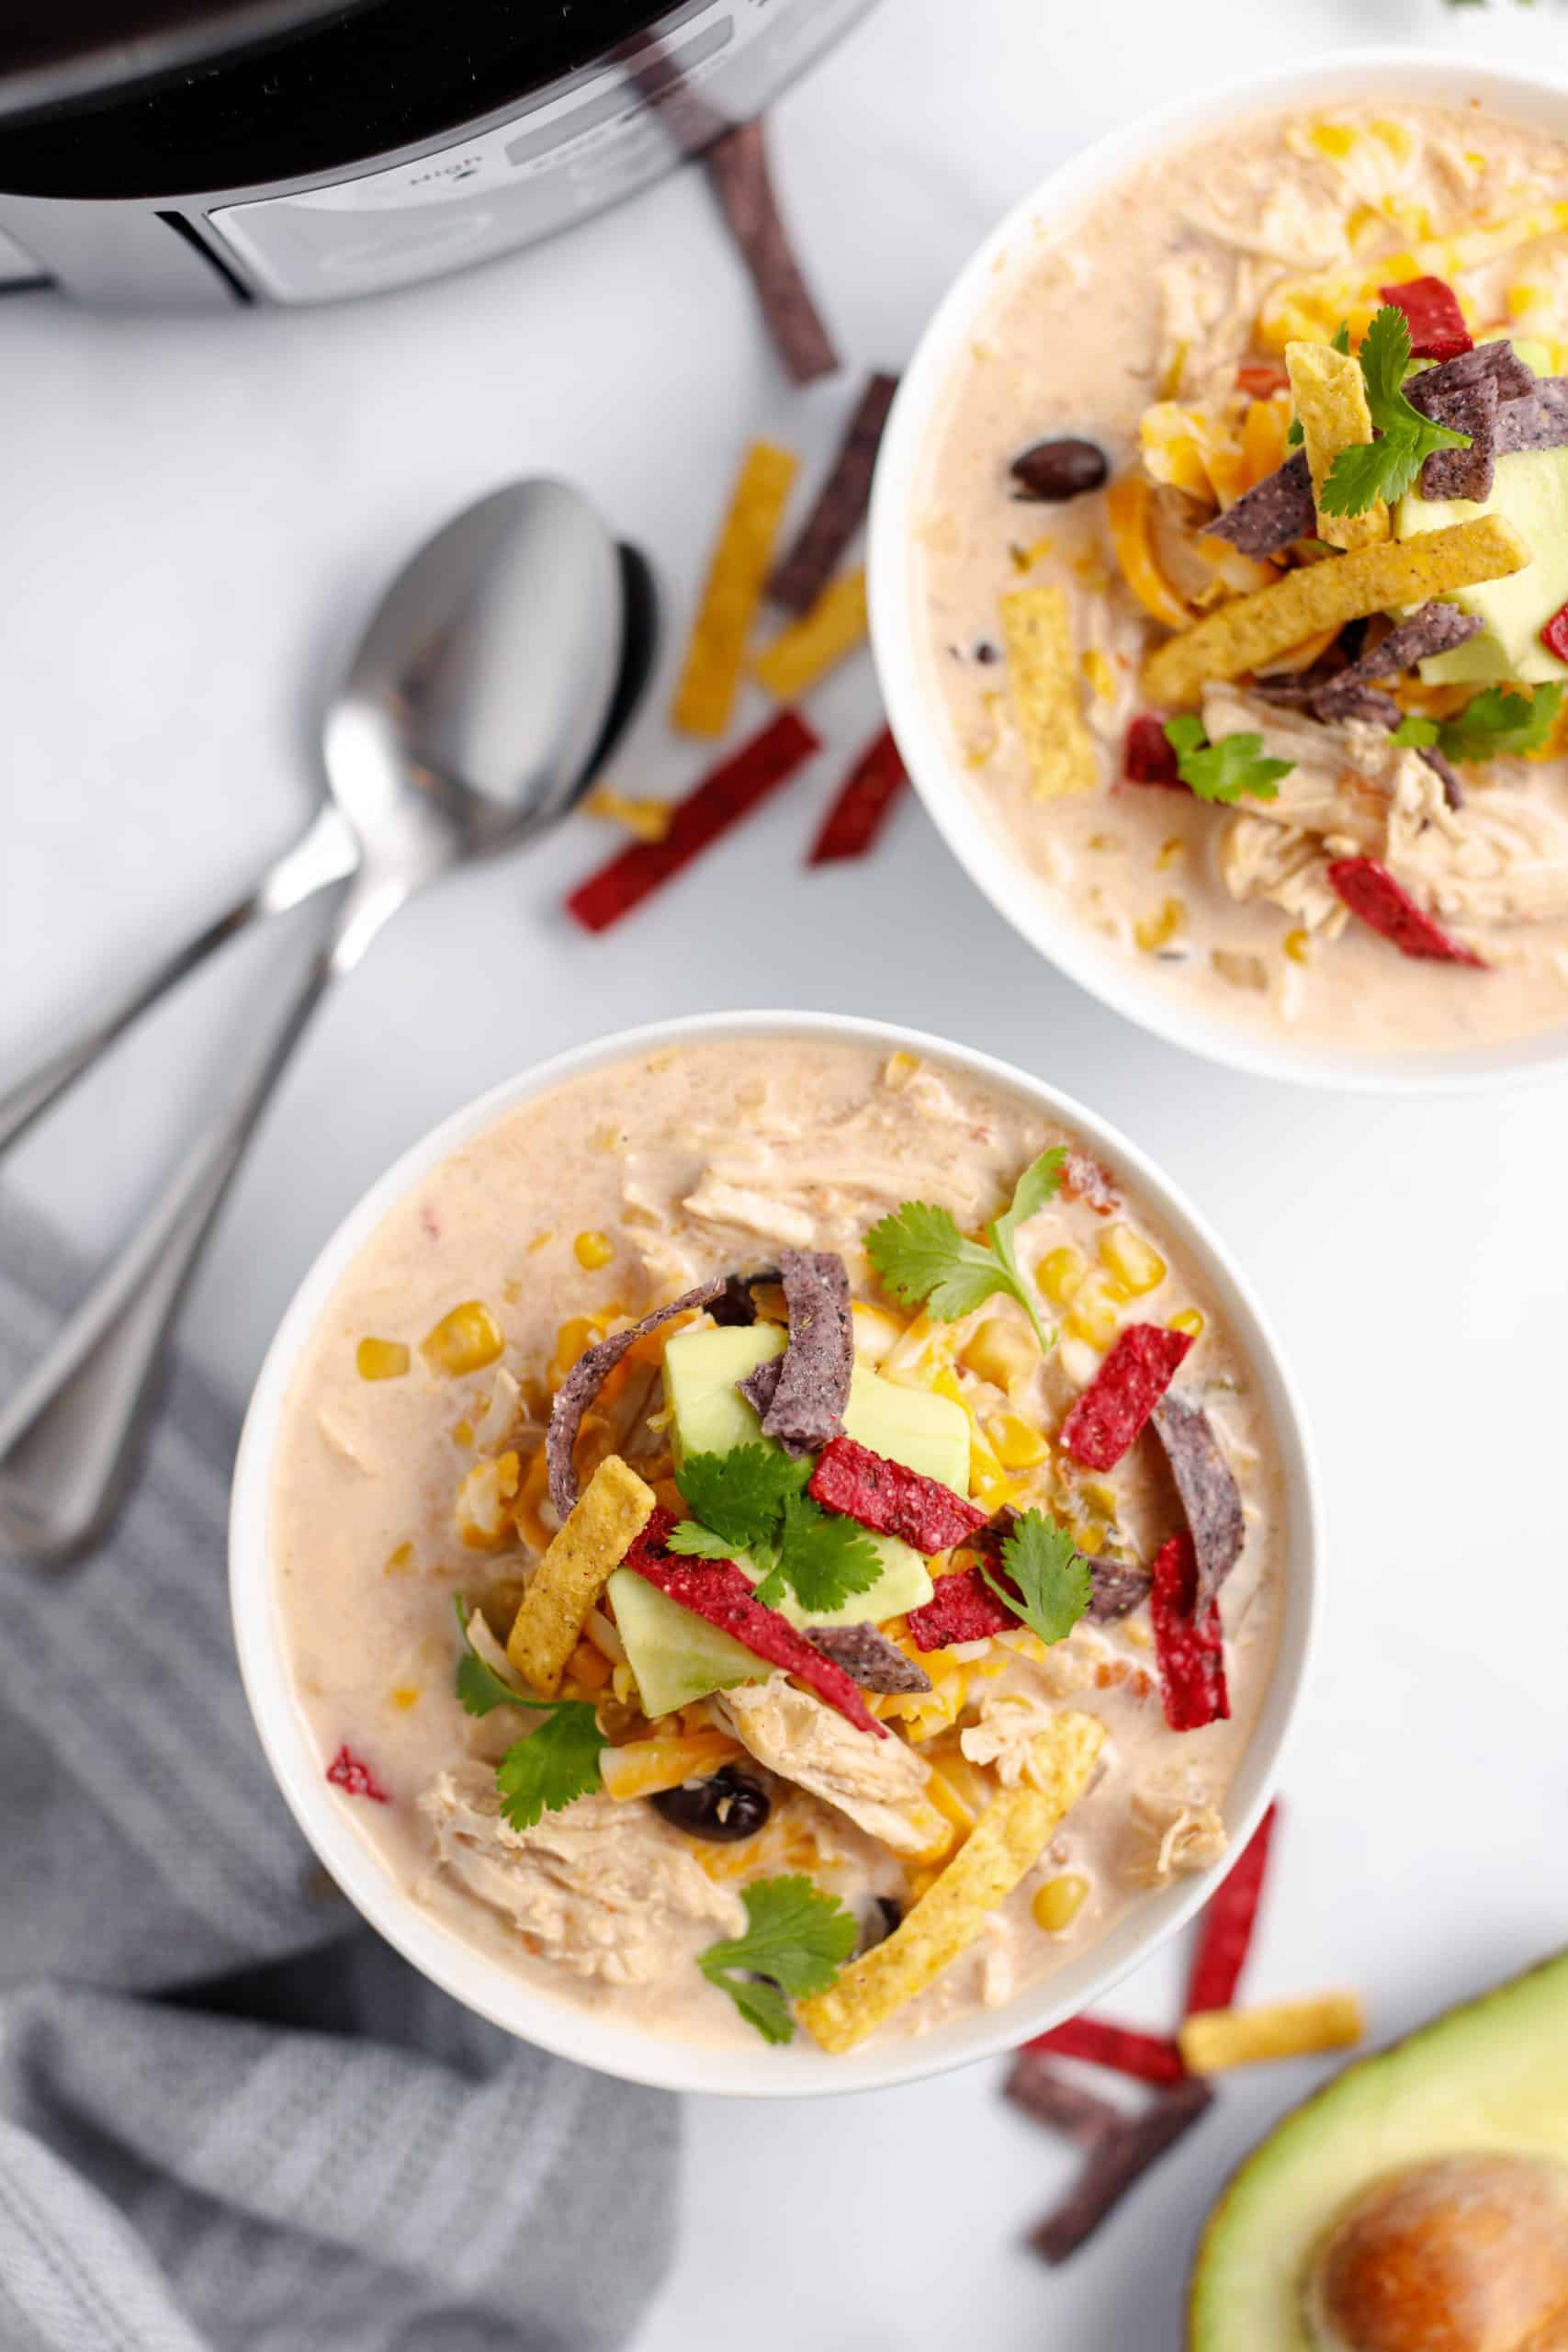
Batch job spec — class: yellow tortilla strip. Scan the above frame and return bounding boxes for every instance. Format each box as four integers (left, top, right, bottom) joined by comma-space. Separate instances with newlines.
1143, 514, 1530, 706
998, 585, 1100, 799
507, 1454, 656, 1698
798, 1711, 1106, 2053
1179, 1991, 1365, 2075
751, 566, 867, 700
672, 441, 798, 737
1285, 340, 1388, 553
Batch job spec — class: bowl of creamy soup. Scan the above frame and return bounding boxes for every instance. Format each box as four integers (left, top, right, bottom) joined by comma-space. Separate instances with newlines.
870, 51, 1568, 1090
231, 1013, 1317, 2095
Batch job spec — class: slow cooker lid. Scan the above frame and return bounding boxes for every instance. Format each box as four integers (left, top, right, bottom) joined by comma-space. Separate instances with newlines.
0, 0, 382, 126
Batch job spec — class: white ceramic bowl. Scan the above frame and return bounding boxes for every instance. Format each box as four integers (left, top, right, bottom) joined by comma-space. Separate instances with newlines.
870, 49, 1568, 1095
231, 1011, 1319, 2096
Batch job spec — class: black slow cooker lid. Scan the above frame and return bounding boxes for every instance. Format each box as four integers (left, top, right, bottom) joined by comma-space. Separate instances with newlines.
0, 0, 381, 124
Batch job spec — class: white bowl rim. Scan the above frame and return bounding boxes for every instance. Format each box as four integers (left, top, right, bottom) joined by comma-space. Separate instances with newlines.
231, 1009, 1320, 2098
868, 44, 1568, 1097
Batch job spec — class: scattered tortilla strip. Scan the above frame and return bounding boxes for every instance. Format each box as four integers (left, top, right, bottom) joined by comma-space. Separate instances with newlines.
581, 786, 671, 843
566, 710, 821, 933
771, 371, 898, 611
805, 1623, 931, 1694
702, 119, 840, 387
1178, 1989, 1365, 2075
1186, 1800, 1278, 2017
1030, 2077, 1214, 2265
760, 1249, 853, 1456
508, 1454, 657, 1697
807, 1434, 987, 1554
798, 1713, 1106, 2052
1058, 1324, 1193, 1472
1496, 378, 1568, 454
752, 566, 867, 701
672, 440, 799, 737
1005, 2051, 1122, 2146
546, 1276, 733, 1515
999, 584, 1100, 798
1327, 856, 1487, 967
1024, 2013, 1186, 2086
1412, 338, 1536, 408
1151, 1393, 1245, 1607
808, 726, 908, 864
1203, 450, 1314, 557
1286, 340, 1389, 551
1379, 274, 1471, 362
1142, 514, 1531, 707
1417, 373, 1497, 503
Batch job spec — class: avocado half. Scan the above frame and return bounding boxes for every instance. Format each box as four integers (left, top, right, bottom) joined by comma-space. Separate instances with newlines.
1188, 1949, 1568, 2349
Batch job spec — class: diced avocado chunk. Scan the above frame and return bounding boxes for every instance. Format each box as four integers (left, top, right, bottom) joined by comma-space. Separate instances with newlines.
662, 1323, 784, 1465
604, 1566, 763, 1720
1394, 445, 1568, 685
1189, 1950, 1568, 2351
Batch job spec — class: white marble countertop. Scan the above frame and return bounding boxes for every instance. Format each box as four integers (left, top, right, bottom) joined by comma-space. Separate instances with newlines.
5, 0, 1568, 2339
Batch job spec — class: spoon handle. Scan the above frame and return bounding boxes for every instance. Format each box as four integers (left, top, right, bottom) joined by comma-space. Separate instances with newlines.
0, 854, 418, 1565
0, 804, 358, 1161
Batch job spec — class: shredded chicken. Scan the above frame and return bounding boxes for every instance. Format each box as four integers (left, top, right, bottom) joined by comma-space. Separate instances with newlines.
681, 1178, 818, 1249
960, 1681, 1101, 1783
716, 1674, 942, 1858
1122, 1787, 1228, 1887
420, 1767, 744, 1983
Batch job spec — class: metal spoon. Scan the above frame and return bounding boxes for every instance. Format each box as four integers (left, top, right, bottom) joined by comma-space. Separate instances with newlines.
0, 477, 638, 1563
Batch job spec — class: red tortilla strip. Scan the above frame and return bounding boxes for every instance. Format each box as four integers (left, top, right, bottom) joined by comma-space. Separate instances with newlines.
702, 119, 839, 386
326, 1745, 389, 1803
1541, 601, 1568, 665
1029, 2077, 1214, 2265
1058, 1325, 1193, 1472
807, 1434, 987, 1554
1186, 1799, 1278, 2017
905, 1565, 1015, 1651
808, 727, 908, 864
1150, 1533, 1229, 1733
1122, 714, 1185, 787
1023, 2013, 1187, 2086
1327, 857, 1487, 967
1380, 274, 1472, 361
566, 711, 820, 933
772, 372, 899, 611
622, 1510, 886, 1739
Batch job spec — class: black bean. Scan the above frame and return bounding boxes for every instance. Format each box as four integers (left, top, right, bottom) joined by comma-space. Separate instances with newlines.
650, 1766, 770, 1844
1010, 437, 1109, 503
859, 1895, 903, 1952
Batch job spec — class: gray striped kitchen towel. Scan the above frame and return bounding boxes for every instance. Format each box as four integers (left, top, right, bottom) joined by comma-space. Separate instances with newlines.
0, 1192, 677, 2352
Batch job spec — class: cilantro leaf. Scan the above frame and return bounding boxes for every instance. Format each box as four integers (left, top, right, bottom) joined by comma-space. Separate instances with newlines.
1437, 682, 1564, 763
697, 1873, 859, 2041
864, 1147, 1065, 1357
1390, 713, 1441, 748
1332, 320, 1351, 355
453, 1595, 550, 1717
1162, 718, 1292, 805
980, 1510, 1092, 1646
674, 1446, 809, 1554
494, 1707, 605, 1831
769, 1491, 883, 1615
1286, 416, 1304, 447
1318, 305, 1470, 518
664, 1521, 743, 1560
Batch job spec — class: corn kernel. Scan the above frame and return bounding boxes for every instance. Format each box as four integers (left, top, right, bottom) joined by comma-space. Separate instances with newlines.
1066, 1274, 1122, 1350
1081, 1480, 1119, 1520
1099, 1224, 1167, 1298
1081, 647, 1115, 701
1370, 117, 1415, 162
356, 1338, 410, 1381
422, 1301, 504, 1377
573, 1229, 615, 1272
383, 1541, 413, 1576
852, 1301, 907, 1366
452, 1419, 474, 1449
1134, 897, 1186, 955
1156, 836, 1184, 871
1309, 121, 1356, 160
1038, 1245, 1086, 1306
884, 1049, 919, 1089
390, 1684, 421, 1713
1032, 1872, 1090, 1933
987, 1411, 1050, 1471
960, 1316, 1037, 1393
1170, 1307, 1205, 1340
1071, 1518, 1108, 1555
547, 1311, 623, 1389
1283, 927, 1310, 965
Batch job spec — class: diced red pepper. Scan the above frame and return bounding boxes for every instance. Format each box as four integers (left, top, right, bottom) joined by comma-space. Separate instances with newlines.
1327, 857, 1487, 967
905, 1564, 1015, 1651
326, 1745, 389, 1803
1058, 1324, 1193, 1472
807, 1434, 987, 1553
1060, 1148, 1121, 1216
807, 726, 908, 864
1235, 361, 1290, 398
566, 710, 821, 933
1022, 2013, 1187, 2086
621, 1510, 886, 1738
1541, 601, 1568, 668
1186, 1800, 1278, 2017
1379, 275, 1472, 361
1122, 713, 1185, 788
1150, 1533, 1229, 1733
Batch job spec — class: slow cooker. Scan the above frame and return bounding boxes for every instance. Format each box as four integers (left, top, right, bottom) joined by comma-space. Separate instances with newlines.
0, 0, 873, 305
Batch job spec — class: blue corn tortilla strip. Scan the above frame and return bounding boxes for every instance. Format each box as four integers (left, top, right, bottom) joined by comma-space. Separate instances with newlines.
770, 370, 899, 612
1028, 2075, 1214, 2265
1495, 378, 1568, 454
1005, 2052, 1123, 2149
805, 1623, 932, 1694
739, 1353, 783, 1418
974, 1508, 1151, 1622
756, 1249, 853, 1456
1410, 338, 1536, 411
1150, 1393, 1246, 1609
1202, 450, 1314, 556
1416, 374, 1498, 503
547, 1273, 732, 1518
1420, 742, 1464, 811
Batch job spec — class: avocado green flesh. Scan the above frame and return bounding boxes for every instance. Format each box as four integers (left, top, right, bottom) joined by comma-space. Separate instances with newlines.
1394, 445, 1568, 686
1188, 1950, 1568, 2350
610, 1324, 973, 1716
